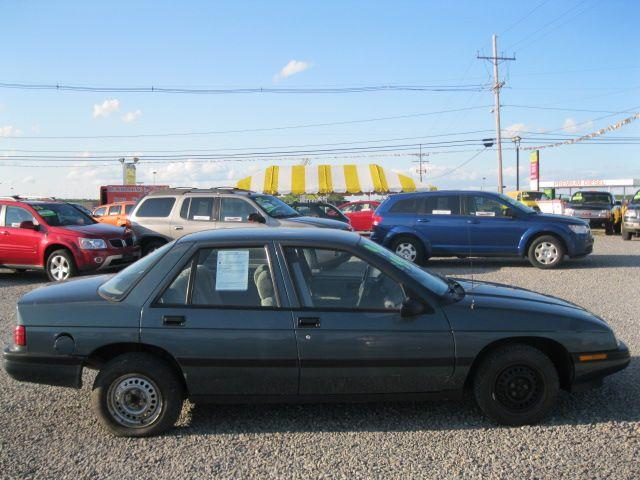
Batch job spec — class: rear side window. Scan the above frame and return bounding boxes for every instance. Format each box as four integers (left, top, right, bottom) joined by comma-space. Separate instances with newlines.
125, 204, 134, 215
389, 197, 420, 213
136, 198, 176, 218
187, 197, 214, 221
423, 195, 460, 215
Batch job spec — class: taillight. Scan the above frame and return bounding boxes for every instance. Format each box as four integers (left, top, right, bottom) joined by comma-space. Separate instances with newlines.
14, 325, 26, 346
372, 215, 382, 226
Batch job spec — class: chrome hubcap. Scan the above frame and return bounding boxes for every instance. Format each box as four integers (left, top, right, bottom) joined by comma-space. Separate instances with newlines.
534, 242, 559, 264
107, 374, 163, 428
395, 242, 417, 262
49, 255, 70, 281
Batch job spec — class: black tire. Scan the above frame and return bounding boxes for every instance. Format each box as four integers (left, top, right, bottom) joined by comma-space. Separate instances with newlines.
527, 235, 565, 269
391, 235, 426, 265
142, 239, 165, 256
621, 227, 632, 241
91, 353, 184, 437
45, 249, 76, 282
473, 344, 560, 426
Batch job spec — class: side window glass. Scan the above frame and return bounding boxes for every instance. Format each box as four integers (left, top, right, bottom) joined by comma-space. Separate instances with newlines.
389, 198, 419, 213
4, 206, 35, 228
125, 204, 134, 215
179, 198, 191, 219
158, 247, 276, 307
423, 196, 460, 215
468, 196, 509, 217
136, 198, 176, 218
94, 207, 107, 216
219, 198, 257, 222
284, 247, 404, 310
108, 205, 122, 215
187, 197, 214, 221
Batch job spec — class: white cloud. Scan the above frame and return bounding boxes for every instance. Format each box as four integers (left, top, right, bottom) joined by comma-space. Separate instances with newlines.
563, 118, 578, 133
273, 60, 312, 82
122, 109, 142, 123
0, 125, 21, 137
92, 99, 120, 119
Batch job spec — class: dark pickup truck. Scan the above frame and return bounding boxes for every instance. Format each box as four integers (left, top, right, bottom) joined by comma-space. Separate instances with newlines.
564, 191, 622, 234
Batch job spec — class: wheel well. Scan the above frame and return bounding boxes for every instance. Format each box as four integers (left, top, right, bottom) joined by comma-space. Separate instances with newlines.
43, 244, 73, 265
464, 337, 573, 391
87, 342, 188, 395
524, 232, 567, 258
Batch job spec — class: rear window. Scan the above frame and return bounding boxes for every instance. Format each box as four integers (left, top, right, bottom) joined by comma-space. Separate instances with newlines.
135, 198, 176, 217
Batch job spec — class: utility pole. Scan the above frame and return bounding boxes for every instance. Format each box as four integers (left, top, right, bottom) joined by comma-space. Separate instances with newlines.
478, 35, 515, 193
412, 144, 428, 182
512, 135, 521, 190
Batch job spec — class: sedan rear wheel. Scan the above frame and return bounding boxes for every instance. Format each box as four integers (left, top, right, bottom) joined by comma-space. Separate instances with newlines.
46, 249, 76, 282
92, 353, 184, 437
473, 344, 559, 426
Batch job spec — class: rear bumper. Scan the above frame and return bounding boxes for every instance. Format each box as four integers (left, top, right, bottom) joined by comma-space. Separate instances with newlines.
3, 346, 83, 388
571, 341, 630, 388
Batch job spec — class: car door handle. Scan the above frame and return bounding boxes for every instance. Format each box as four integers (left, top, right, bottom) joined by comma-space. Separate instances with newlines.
297, 317, 320, 328
417, 218, 430, 223
163, 315, 185, 326
172, 226, 184, 231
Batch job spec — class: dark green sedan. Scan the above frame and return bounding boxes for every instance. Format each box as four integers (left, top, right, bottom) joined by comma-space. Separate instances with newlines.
3, 228, 630, 436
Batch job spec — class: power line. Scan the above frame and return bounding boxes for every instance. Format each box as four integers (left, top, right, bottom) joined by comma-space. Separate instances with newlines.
0, 81, 490, 94
499, 0, 552, 36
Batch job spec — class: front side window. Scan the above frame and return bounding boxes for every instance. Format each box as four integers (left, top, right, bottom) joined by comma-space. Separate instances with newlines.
125, 204, 134, 215
284, 246, 405, 310
466, 196, 512, 218
4, 206, 36, 228
158, 246, 276, 307
94, 207, 107, 216
219, 198, 257, 222
136, 197, 176, 218
424, 195, 461, 215
342, 203, 362, 213
108, 205, 122, 216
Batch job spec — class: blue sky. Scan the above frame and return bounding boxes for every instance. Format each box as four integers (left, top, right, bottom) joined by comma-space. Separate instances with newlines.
0, 0, 639, 198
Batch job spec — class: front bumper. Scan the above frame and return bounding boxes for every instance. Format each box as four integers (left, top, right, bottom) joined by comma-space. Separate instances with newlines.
571, 341, 630, 388
623, 219, 640, 232
3, 346, 83, 388
76, 246, 141, 272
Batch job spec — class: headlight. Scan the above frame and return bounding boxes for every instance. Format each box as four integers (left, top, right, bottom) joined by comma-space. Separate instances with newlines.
625, 210, 637, 218
564, 208, 575, 216
568, 224, 590, 234
79, 238, 107, 249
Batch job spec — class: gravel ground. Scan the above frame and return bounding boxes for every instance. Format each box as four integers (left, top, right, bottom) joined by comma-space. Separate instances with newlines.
0, 234, 639, 479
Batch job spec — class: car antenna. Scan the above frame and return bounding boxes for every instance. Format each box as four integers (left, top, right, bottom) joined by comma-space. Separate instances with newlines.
466, 203, 476, 310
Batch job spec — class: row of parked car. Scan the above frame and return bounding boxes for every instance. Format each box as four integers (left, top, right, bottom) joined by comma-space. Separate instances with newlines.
1, 187, 639, 282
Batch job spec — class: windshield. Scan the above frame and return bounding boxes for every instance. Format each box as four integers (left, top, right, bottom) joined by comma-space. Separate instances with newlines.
98, 242, 174, 300
31, 203, 96, 226
359, 238, 450, 297
521, 191, 548, 201
631, 190, 640, 204
498, 193, 535, 214
571, 192, 612, 204
251, 194, 300, 218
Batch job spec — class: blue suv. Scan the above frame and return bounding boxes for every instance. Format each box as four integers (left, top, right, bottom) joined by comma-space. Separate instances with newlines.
371, 190, 594, 268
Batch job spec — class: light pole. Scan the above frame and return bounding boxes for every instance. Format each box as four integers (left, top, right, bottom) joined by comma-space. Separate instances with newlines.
152, 170, 157, 185
512, 135, 521, 191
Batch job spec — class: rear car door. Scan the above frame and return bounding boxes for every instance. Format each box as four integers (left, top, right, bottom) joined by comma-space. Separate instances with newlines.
0, 205, 42, 266
175, 196, 216, 237
413, 194, 469, 255
141, 243, 298, 397
464, 194, 529, 255
280, 244, 454, 395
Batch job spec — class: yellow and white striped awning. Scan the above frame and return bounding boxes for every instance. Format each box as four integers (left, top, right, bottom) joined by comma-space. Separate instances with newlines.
237, 164, 423, 195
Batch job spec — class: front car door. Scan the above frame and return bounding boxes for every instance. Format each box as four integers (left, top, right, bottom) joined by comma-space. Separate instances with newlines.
216, 196, 264, 229
107, 204, 123, 226
278, 242, 454, 395
463, 194, 529, 255
0, 205, 42, 266
141, 242, 298, 398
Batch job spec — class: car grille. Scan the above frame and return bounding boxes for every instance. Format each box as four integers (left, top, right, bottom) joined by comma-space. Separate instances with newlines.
109, 237, 134, 248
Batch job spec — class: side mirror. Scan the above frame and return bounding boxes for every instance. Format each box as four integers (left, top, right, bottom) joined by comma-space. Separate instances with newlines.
19, 220, 37, 230
400, 297, 424, 318
247, 212, 266, 224
504, 207, 518, 218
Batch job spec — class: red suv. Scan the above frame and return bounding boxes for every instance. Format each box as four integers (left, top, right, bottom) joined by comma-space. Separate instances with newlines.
0, 197, 140, 281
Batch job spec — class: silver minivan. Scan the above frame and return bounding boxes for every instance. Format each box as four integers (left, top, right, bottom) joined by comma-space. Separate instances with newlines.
129, 187, 352, 255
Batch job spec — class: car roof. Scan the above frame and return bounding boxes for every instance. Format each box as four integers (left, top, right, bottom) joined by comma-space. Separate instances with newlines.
146, 187, 252, 197
177, 227, 362, 246
385, 190, 492, 200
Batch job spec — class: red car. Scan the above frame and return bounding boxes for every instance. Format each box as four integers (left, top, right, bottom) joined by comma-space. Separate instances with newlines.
0, 197, 140, 282
339, 200, 381, 232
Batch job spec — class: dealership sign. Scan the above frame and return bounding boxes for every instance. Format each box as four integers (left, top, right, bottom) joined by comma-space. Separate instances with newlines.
529, 150, 540, 191
538, 178, 640, 189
